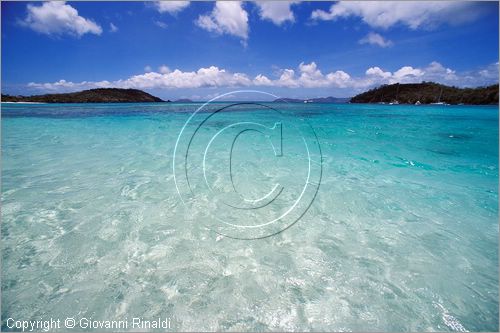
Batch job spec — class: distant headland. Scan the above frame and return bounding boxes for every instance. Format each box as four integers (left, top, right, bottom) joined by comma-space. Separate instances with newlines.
174, 98, 194, 103
350, 82, 499, 105
273, 96, 350, 104
1, 88, 166, 103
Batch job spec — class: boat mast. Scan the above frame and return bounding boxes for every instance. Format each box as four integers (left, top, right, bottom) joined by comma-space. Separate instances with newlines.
437, 87, 443, 103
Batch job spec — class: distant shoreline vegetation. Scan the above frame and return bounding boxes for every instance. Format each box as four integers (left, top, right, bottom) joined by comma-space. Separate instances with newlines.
273, 96, 350, 104
350, 82, 499, 105
1, 88, 166, 103
1, 82, 498, 105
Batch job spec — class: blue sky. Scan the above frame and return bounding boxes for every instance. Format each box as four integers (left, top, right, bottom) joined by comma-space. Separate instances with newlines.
1, 1, 499, 100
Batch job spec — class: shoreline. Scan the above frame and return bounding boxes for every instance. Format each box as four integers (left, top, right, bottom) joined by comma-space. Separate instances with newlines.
2, 101, 47, 104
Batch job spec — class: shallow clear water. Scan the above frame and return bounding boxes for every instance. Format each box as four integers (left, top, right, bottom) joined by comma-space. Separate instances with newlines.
1, 102, 498, 331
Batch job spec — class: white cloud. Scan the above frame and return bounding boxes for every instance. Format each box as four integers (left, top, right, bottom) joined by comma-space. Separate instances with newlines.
196, 1, 249, 40
28, 79, 112, 91
359, 32, 393, 47
424, 61, 457, 82
115, 66, 253, 89
477, 62, 499, 81
158, 65, 170, 74
253, 1, 298, 25
366, 67, 392, 78
392, 66, 424, 82
311, 1, 482, 30
26, 62, 499, 92
21, 1, 102, 37
363, 62, 462, 86
109, 23, 118, 33
144, 65, 153, 72
253, 74, 273, 85
301, 62, 350, 88
27, 67, 252, 91
154, 20, 168, 29
154, 1, 190, 14
276, 69, 299, 88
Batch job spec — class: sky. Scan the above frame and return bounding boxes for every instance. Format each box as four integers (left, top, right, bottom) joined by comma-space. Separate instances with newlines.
1, 1, 499, 100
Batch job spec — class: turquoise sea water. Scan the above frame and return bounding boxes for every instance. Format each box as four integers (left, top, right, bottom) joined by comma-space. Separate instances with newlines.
1, 102, 498, 331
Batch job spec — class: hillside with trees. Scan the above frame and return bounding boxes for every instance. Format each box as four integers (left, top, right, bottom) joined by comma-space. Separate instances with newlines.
350, 82, 498, 105
1, 88, 165, 103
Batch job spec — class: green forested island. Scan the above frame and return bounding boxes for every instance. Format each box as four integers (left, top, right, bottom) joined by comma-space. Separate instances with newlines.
350, 82, 499, 105
1, 88, 165, 103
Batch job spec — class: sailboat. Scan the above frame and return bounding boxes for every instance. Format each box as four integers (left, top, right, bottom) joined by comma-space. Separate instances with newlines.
378, 93, 386, 104
389, 83, 400, 105
430, 87, 449, 105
